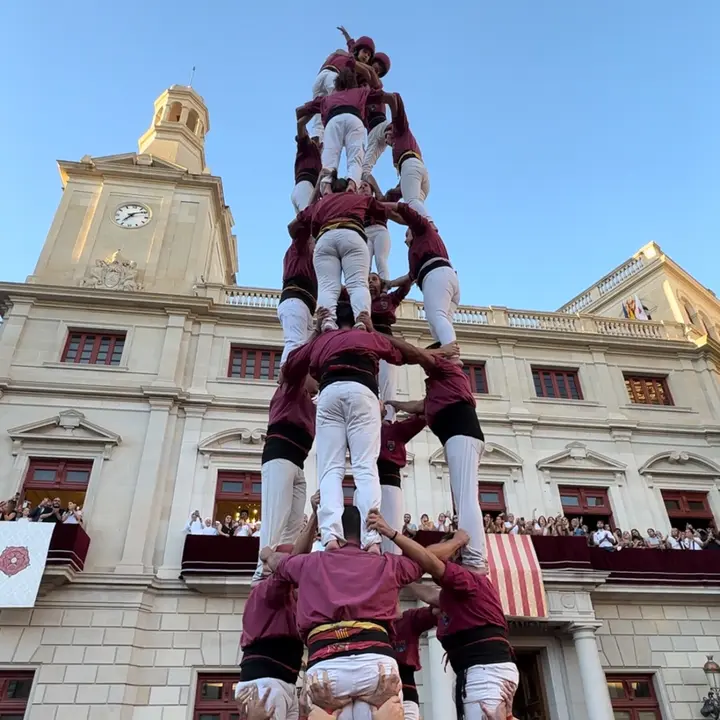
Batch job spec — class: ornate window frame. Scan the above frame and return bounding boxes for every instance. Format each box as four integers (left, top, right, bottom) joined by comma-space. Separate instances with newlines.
6, 409, 121, 527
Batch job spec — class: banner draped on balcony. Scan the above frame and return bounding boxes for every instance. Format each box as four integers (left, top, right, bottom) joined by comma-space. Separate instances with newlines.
487, 534, 548, 619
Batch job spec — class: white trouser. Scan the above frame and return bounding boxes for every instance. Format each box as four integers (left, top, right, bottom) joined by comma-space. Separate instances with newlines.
460, 662, 519, 719
366, 224, 391, 280
277, 298, 315, 365
253, 458, 307, 580
380, 484, 403, 556
314, 228, 371, 325
291, 179, 315, 214
316, 381, 382, 548
444, 435, 486, 568
307, 654, 400, 720
399, 157, 431, 218
362, 119, 390, 177
421, 265, 460, 345
378, 360, 398, 419
311, 69, 338, 141
322, 114, 367, 188
402, 700, 420, 720
234, 677, 300, 720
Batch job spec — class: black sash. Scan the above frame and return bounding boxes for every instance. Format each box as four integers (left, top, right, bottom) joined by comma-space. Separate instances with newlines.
262, 421, 313, 468
417, 257, 452, 291
326, 105, 363, 124
430, 401, 484, 446
319, 351, 378, 396
239, 636, 305, 685
378, 459, 402, 488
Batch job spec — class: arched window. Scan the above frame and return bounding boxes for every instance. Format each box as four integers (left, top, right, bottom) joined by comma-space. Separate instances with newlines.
168, 102, 182, 122
186, 109, 199, 133
683, 303, 699, 327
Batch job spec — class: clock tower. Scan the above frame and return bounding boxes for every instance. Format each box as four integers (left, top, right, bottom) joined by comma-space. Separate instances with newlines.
28, 85, 238, 295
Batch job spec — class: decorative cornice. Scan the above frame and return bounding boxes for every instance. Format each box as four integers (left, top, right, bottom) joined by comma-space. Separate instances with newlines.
8, 409, 121, 459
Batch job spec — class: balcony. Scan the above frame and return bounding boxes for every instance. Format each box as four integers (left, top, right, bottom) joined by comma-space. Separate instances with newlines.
42, 524, 91, 588
181, 535, 259, 595
194, 284, 692, 344
179, 532, 720, 597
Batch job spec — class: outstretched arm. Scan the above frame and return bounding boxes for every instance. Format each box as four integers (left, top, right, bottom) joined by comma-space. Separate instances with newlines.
355, 63, 382, 89
382, 333, 459, 373
389, 399, 425, 415
367, 510, 449, 582
292, 491, 320, 555
407, 582, 441, 607
425, 530, 470, 562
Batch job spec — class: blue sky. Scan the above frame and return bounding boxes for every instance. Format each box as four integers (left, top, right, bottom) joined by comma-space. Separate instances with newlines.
1, 1, 719, 310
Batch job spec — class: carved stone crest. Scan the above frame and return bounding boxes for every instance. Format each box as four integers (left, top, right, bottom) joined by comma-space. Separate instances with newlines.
81, 250, 142, 292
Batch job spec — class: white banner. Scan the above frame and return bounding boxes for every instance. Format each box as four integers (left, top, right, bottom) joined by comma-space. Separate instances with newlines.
0, 522, 55, 608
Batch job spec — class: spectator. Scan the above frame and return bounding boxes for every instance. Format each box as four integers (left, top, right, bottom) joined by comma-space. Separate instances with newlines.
592, 520, 616, 551
666, 528, 682, 550
184, 511, 203, 535
629, 529, 644, 548
219, 514, 234, 537
252, 521, 261, 538
571, 518, 586, 536
534, 515, 548, 535
1, 499, 17, 521
38, 498, 64, 523
493, 515, 506, 534
62, 502, 83, 526
645, 528, 662, 548
705, 528, 720, 551
31, 497, 52, 521
682, 528, 703, 550
200, 518, 219, 535
419, 514, 434, 531
435, 512, 451, 532
402, 514, 417, 537
16, 506, 32, 523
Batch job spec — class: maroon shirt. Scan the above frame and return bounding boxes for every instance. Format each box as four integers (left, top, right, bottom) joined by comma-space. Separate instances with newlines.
299, 87, 385, 127
397, 203, 451, 283
379, 416, 426, 467
392, 607, 437, 670
371, 280, 412, 330
319, 51, 356, 73
274, 545, 424, 639
283, 328, 404, 385
241, 575, 299, 648
294, 134, 321, 185
283, 222, 316, 287
390, 94, 422, 169
424, 357, 475, 428
267, 381, 316, 441
436, 562, 508, 640
297, 192, 388, 238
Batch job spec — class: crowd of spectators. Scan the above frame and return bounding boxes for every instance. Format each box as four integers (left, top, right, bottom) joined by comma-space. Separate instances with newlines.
184, 509, 261, 537
400, 510, 720, 552
0, 494, 84, 525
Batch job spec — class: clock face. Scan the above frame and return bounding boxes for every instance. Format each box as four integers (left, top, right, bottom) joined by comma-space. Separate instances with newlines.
114, 203, 151, 228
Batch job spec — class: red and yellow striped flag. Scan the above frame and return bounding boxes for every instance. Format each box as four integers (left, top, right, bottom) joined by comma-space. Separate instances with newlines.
487, 534, 548, 618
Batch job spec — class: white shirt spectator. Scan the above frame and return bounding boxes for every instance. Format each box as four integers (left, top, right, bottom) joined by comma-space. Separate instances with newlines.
666, 535, 682, 550
682, 536, 703, 551
235, 523, 252, 537
184, 513, 203, 535
200, 519, 219, 535
593, 528, 614, 548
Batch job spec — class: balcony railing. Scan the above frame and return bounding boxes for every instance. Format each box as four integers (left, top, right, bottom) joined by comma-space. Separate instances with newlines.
193, 284, 690, 343
557, 243, 662, 314
42, 524, 91, 589
179, 533, 720, 590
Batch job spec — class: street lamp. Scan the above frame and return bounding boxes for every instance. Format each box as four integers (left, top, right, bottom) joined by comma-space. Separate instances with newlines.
701, 656, 720, 719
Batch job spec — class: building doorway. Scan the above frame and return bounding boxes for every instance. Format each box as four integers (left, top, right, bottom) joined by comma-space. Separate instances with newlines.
513, 650, 550, 720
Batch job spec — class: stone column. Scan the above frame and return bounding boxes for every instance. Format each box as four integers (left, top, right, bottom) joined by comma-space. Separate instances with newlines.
117, 398, 173, 573
153, 312, 188, 387
427, 629, 454, 720
571, 623, 614, 720
157, 405, 207, 578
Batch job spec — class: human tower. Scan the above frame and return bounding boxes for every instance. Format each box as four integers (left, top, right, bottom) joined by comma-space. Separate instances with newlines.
235, 28, 519, 720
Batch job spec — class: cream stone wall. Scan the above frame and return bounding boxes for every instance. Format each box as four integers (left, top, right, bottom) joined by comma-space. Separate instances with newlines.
595, 601, 720, 720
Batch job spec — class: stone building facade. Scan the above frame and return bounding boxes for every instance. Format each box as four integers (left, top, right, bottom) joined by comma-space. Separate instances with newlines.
0, 85, 719, 720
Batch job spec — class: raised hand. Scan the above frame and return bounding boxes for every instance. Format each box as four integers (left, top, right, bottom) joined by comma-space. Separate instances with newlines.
236, 685, 274, 720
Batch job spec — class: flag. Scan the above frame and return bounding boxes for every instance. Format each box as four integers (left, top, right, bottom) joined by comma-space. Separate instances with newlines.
0, 522, 54, 608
